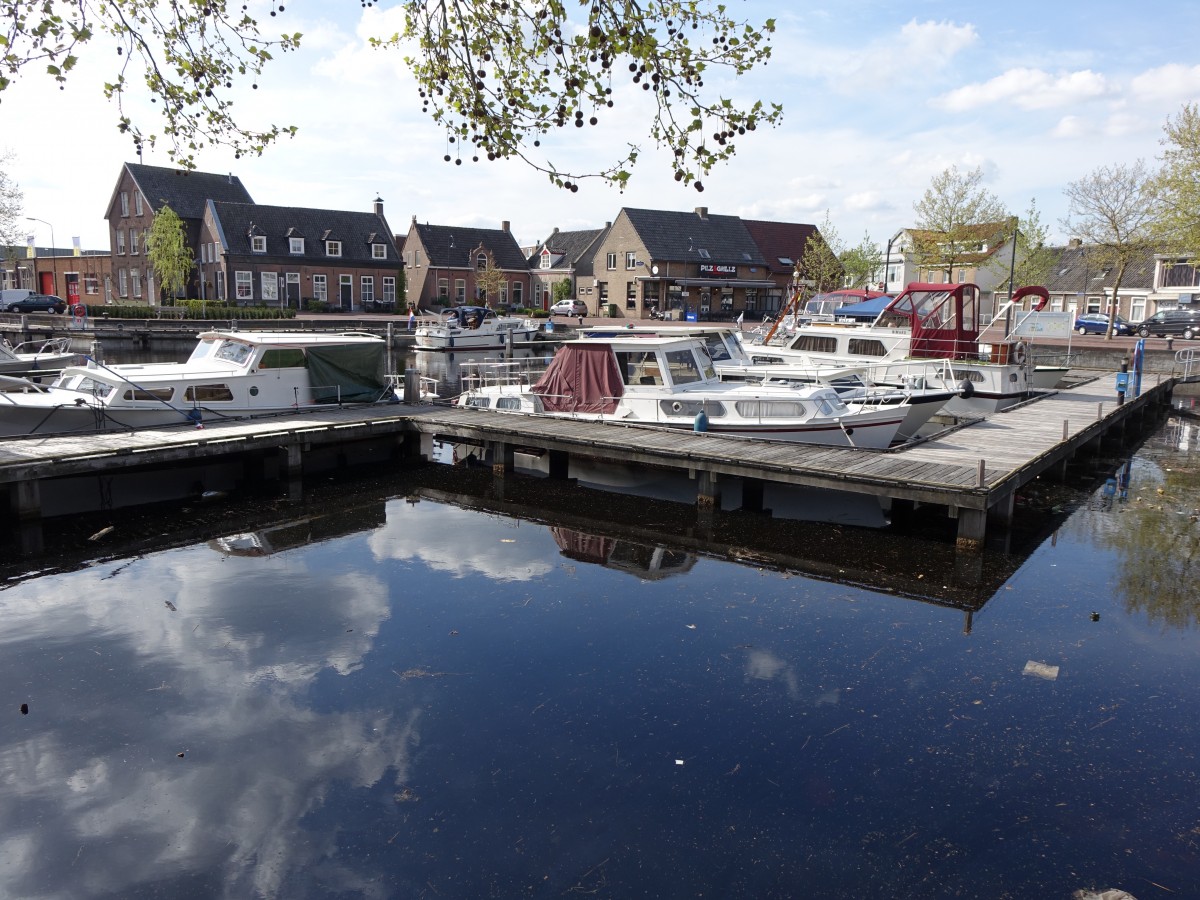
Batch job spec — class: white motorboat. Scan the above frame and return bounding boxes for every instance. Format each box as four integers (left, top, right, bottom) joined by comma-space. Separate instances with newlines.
578, 324, 958, 440
0, 336, 79, 378
414, 305, 541, 351
0, 330, 396, 437
744, 283, 1053, 415
454, 334, 908, 448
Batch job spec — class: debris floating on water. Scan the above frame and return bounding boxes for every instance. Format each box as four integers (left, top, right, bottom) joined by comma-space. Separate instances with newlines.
88, 526, 114, 542
1023, 660, 1060, 681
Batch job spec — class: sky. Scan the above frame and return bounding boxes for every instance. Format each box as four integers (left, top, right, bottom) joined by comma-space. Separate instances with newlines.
3, 0, 1199, 255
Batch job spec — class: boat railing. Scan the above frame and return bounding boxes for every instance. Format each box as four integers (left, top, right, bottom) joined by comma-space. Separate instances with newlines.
459, 357, 550, 392
7, 336, 73, 356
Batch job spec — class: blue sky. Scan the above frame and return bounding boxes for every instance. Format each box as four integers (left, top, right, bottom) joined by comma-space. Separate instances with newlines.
5, 0, 1199, 254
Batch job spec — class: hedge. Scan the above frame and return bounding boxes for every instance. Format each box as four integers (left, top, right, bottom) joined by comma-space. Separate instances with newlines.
75, 303, 296, 320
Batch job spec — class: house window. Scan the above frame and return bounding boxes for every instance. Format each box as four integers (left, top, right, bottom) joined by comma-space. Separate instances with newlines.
1130, 296, 1147, 322
437, 277, 448, 299
120, 192, 129, 217
261, 272, 278, 302
252, 235, 267, 253
606, 253, 616, 270
235, 271, 253, 300
326, 240, 342, 257
382, 276, 396, 304
500, 284, 508, 305
312, 274, 327, 302
118, 269, 128, 297
135, 193, 143, 216
476, 253, 488, 270
697, 248, 711, 259
511, 282, 523, 305
116, 231, 126, 255
361, 276, 375, 303
131, 268, 142, 298
84, 275, 99, 295
533, 283, 543, 304
215, 269, 225, 300
1161, 262, 1200, 288
625, 251, 637, 270
454, 278, 466, 303
372, 243, 387, 260
129, 229, 139, 255
626, 281, 637, 309
289, 237, 304, 255
540, 251, 551, 269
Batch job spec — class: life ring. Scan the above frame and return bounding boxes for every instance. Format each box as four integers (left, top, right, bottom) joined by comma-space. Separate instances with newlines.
72, 303, 87, 323
1012, 341, 1028, 366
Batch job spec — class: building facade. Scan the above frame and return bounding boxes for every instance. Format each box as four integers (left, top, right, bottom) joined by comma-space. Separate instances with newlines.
400, 218, 531, 309
527, 226, 608, 311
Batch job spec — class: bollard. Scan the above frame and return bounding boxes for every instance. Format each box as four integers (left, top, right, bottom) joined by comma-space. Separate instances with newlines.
403, 369, 419, 403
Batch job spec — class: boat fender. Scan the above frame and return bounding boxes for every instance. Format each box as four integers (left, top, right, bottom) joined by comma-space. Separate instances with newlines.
694, 410, 709, 433
958, 379, 975, 399
1012, 341, 1029, 366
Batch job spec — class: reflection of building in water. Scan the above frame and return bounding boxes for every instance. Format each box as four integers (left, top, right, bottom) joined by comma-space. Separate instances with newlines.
551, 527, 697, 580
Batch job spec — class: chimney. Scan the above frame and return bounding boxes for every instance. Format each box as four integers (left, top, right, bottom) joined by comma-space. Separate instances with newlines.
1068, 238, 1082, 249
412, 214, 418, 224
501, 220, 511, 232
373, 196, 384, 216
695, 207, 708, 220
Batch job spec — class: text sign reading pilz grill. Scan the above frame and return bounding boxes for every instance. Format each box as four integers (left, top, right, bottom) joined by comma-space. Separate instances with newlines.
698, 264, 738, 277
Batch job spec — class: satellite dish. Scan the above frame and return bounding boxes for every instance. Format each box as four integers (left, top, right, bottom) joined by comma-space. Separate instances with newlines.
651, 264, 660, 275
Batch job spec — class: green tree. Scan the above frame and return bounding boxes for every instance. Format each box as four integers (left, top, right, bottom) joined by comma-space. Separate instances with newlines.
989, 199, 1058, 299
145, 204, 194, 303
0, 148, 22, 251
1061, 161, 1158, 340
799, 212, 844, 293
2, 1, 780, 187
474, 256, 506, 305
911, 166, 1011, 281
552, 279, 573, 303
1152, 103, 1200, 257
840, 232, 883, 289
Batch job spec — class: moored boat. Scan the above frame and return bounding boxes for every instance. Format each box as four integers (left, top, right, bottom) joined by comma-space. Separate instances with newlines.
0, 330, 396, 437
0, 336, 79, 379
414, 305, 540, 351
454, 334, 908, 448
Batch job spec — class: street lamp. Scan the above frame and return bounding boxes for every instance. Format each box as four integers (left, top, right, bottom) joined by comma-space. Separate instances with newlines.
25, 216, 56, 296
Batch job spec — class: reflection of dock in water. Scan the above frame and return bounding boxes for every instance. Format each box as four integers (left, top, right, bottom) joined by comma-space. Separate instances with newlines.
413, 469, 1033, 631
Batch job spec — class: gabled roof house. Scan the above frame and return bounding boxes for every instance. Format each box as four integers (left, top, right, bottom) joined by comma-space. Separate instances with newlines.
400, 217, 531, 308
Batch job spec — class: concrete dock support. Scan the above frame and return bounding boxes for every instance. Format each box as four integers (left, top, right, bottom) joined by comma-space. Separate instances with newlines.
490, 441, 514, 477
697, 471, 721, 509
955, 506, 988, 553
547, 449, 570, 480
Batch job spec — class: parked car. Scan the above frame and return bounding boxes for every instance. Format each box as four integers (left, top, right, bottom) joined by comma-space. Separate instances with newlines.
3, 293, 67, 314
1074, 313, 1132, 335
1137, 307, 1200, 339
549, 299, 588, 316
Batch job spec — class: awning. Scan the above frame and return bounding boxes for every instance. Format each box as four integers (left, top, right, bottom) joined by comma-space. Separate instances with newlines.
637, 276, 778, 288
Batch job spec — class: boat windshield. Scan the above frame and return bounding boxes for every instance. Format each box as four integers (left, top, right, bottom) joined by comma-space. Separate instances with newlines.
214, 340, 255, 367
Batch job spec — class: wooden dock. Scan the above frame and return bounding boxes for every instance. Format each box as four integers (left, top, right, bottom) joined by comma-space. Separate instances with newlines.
0, 371, 1175, 551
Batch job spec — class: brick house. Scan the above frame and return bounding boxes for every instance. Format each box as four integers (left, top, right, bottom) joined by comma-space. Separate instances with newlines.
741, 219, 822, 312
198, 198, 400, 310
526, 226, 608, 312
106, 162, 254, 303
400, 218, 530, 309
1040, 241, 1156, 322
579, 207, 773, 320
1, 245, 114, 306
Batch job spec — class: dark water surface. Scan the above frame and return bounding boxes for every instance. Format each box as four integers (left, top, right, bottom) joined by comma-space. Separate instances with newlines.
2, 402, 1200, 898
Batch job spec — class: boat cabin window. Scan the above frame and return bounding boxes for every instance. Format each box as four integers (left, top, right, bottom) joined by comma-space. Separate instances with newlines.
75, 377, 115, 398
185, 384, 235, 402
214, 340, 254, 366
616, 350, 664, 386
122, 387, 175, 402
735, 399, 810, 418
664, 348, 704, 385
496, 396, 524, 410
787, 335, 838, 354
259, 348, 307, 369
750, 355, 786, 365
959, 370, 985, 383
658, 399, 726, 418
185, 339, 221, 364
846, 338, 889, 357
702, 334, 735, 362
815, 395, 849, 416
465, 396, 492, 408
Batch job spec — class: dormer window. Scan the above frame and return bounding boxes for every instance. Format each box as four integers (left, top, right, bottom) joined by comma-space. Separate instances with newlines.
251, 235, 267, 253
289, 237, 304, 255
326, 240, 342, 257
372, 243, 387, 260
476, 253, 488, 270
540, 250, 552, 269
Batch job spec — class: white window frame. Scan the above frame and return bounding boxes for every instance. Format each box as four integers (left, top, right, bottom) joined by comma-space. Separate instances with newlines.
382, 276, 396, 304
289, 237, 304, 255
135, 193, 143, 216
326, 240, 342, 257
606, 252, 616, 270
625, 251, 637, 270
361, 275, 375, 303
129, 229, 139, 255
540, 250, 552, 269
120, 192, 129, 217
252, 235, 267, 254
313, 273, 327, 302
84, 275, 99, 295
372, 243, 387, 260
131, 268, 142, 298
116, 231, 126, 255
261, 272, 279, 302
118, 269, 128, 297
235, 270, 253, 300
455, 278, 466, 303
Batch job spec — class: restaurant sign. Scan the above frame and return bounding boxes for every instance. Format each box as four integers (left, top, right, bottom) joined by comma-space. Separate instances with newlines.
698, 264, 737, 277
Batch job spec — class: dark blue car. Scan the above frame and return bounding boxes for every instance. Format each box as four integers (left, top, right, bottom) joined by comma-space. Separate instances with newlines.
1075, 313, 1132, 335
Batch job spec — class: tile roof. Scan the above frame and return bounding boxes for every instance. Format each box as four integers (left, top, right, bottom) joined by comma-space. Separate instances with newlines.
125, 163, 254, 219
413, 223, 528, 270
1043, 243, 1156, 293
528, 227, 607, 267
742, 220, 820, 275
210, 201, 397, 263
622, 207, 766, 266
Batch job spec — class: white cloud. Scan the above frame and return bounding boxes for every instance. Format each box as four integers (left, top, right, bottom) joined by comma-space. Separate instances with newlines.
934, 68, 1110, 112
1129, 63, 1200, 103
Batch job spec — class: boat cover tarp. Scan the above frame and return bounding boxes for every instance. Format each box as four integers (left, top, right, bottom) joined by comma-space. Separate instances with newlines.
305, 343, 388, 403
532, 343, 624, 414
834, 294, 895, 320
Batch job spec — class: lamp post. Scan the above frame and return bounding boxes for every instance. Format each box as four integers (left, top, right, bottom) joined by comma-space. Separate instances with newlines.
882, 235, 896, 293
25, 216, 56, 296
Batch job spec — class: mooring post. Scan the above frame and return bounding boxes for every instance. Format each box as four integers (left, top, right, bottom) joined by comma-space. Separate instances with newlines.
403, 370, 419, 403
977, 459, 986, 487
11, 478, 41, 523
490, 441, 514, 477
696, 470, 720, 509
955, 507, 987, 553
